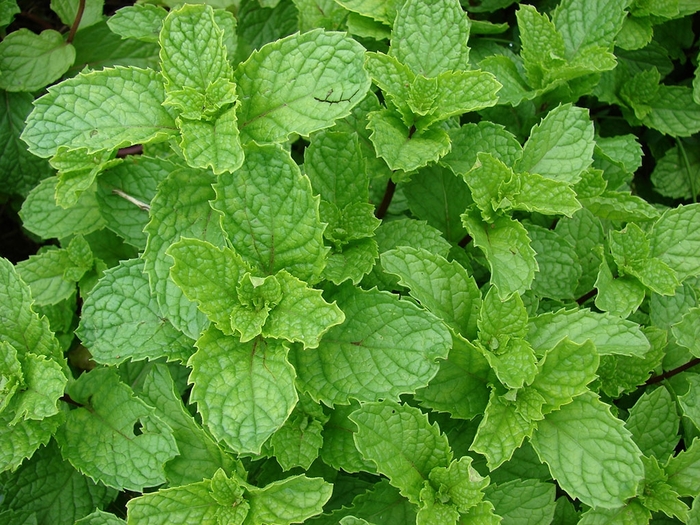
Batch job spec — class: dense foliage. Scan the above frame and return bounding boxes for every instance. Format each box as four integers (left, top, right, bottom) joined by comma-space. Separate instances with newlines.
2, 0, 700, 523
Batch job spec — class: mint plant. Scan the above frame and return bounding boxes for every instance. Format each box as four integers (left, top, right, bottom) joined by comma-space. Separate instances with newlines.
2, 0, 700, 523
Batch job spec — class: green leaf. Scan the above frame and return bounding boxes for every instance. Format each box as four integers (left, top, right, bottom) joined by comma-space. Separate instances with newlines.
679, 373, 700, 429
594, 250, 647, 318
50, 147, 120, 209
577, 499, 650, 525
75, 510, 126, 525
290, 285, 451, 405
531, 392, 644, 508
19, 177, 106, 240
350, 400, 452, 504
528, 307, 651, 357
363, 52, 414, 126
651, 140, 700, 200
56, 367, 178, 491
642, 85, 700, 137
638, 456, 689, 522
650, 203, 700, 281
485, 479, 556, 525
77, 258, 194, 365
189, 328, 298, 454
7, 353, 66, 424
177, 107, 244, 174
552, 0, 628, 55
236, 29, 370, 143
16, 248, 79, 306
51, 0, 104, 30
390, 0, 470, 77
139, 364, 240, 486
516, 4, 567, 89
366, 108, 451, 172
0, 341, 22, 414
555, 208, 604, 296
168, 238, 248, 336
0, 0, 19, 28
22, 66, 177, 159
0, 29, 75, 92
323, 238, 378, 285
665, 437, 700, 497
246, 474, 332, 524
581, 190, 661, 222
530, 338, 598, 414
381, 246, 481, 339
442, 121, 522, 176
320, 401, 376, 474
462, 207, 538, 299
0, 411, 63, 474
107, 4, 166, 43
429, 455, 489, 513
0, 440, 116, 525
516, 104, 595, 184
269, 397, 326, 471
333, 0, 401, 25
213, 143, 327, 282
626, 386, 680, 463
528, 226, 582, 301
142, 166, 224, 340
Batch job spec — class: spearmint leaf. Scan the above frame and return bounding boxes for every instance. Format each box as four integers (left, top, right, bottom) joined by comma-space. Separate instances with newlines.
479, 286, 528, 341
0, 91, 53, 197
168, 238, 248, 336
323, 238, 379, 285
462, 207, 538, 299
236, 29, 370, 143
555, 208, 604, 295
390, 0, 470, 77
333, 0, 401, 25
528, 226, 582, 301
463, 153, 515, 222
665, 438, 700, 497
294, 0, 348, 32
642, 85, 700, 137
246, 474, 332, 524
139, 364, 240, 486
581, 190, 660, 222
107, 4, 166, 43
441, 122, 523, 177
577, 500, 650, 525
429, 455, 489, 513
638, 456, 689, 522
366, 108, 451, 172
531, 392, 643, 508
16, 247, 79, 306
21, 66, 177, 159
517, 4, 567, 89
126, 472, 249, 525
189, 328, 297, 454
213, 143, 327, 282
512, 172, 581, 218
530, 339, 598, 414
51, 147, 120, 209
1, 440, 115, 525
594, 251, 646, 318
56, 367, 178, 491
177, 107, 244, 174
269, 398, 326, 471
0, 29, 75, 92
651, 140, 700, 200
363, 52, 414, 125
674, 307, 700, 356
650, 203, 700, 281
350, 400, 452, 504
263, 270, 345, 349
0, 0, 19, 28
403, 164, 472, 244
626, 386, 680, 462
75, 510, 126, 525
77, 258, 194, 364
528, 308, 650, 357
485, 479, 556, 525
471, 390, 538, 469
320, 401, 376, 474
143, 166, 224, 340
381, 247, 481, 339
552, 0, 627, 55
0, 411, 63, 474
0, 341, 22, 414
8, 353, 66, 424
51, 0, 103, 30
19, 177, 105, 240
415, 334, 491, 420
516, 104, 595, 184
290, 285, 451, 405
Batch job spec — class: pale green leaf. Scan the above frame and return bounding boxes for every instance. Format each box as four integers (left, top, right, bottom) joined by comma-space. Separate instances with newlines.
8, 353, 66, 424
143, 166, 224, 340
56, 367, 178, 491
516, 104, 594, 184
22, 66, 177, 159
678, 373, 700, 429
167, 238, 248, 336
213, 143, 327, 282
485, 478, 556, 525
642, 85, 700, 137
462, 207, 538, 299
263, 270, 345, 349
236, 29, 370, 143
107, 4, 166, 43
50, 0, 103, 29
516, 4, 567, 89
381, 246, 481, 339
0, 29, 75, 92
246, 474, 332, 524
528, 226, 582, 301
19, 177, 106, 240
594, 134, 643, 177
390, 0, 470, 76
290, 285, 451, 405
638, 457, 689, 522
528, 307, 651, 357
552, 0, 627, 55
0, 341, 22, 414
320, 401, 376, 474
333, 0, 401, 25
189, 328, 298, 454
416, 490, 460, 525
581, 190, 660, 222
650, 203, 700, 281
0, 440, 115, 525
594, 251, 647, 318
270, 408, 325, 471
350, 400, 452, 504
177, 107, 244, 174
665, 438, 700, 497
0, 411, 63, 474
512, 171, 582, 218
322, 238, 378, 285
139, 364, 240, 486
651, 140, 700, 200
16, 248, 79, 306
478, 286, 528, 342
0, 0, 19, 28
650, 282, 697, 331
554, 208, 604, 293
51, 147, 120, 209
531, 392, 644, 508
577, 499, 650, 525
363, 52, 414, 126
626, 385, 680, 462
479, 337, 538, 390
530, 338, 598, 414
294, 0, 348, 32
75, 510, 126, 525
77, 258, 194, 364
367, 108, 451, 172
429, 455, 489, 513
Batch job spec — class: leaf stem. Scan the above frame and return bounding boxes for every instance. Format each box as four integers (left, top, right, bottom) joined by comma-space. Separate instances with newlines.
676, 138, 697, 203
645, 358, 700, 386
112, 189, 151, 212
66, 0, 85, 44
117, 145, 143, 158
458, 234, 472, 248
375, 178, 396, 219
576, 289, 597, 305
60, 394, 83, 407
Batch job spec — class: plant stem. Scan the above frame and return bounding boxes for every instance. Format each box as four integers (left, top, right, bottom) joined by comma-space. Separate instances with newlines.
676, 138, 697, 203
375, 178, 396, 219
576, 289, 597, 305
117, 145, 143, 158
112, 189, 151, 212
645, 358, 700, 386
66, 0, 85, 44
458, 234, 472, 248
